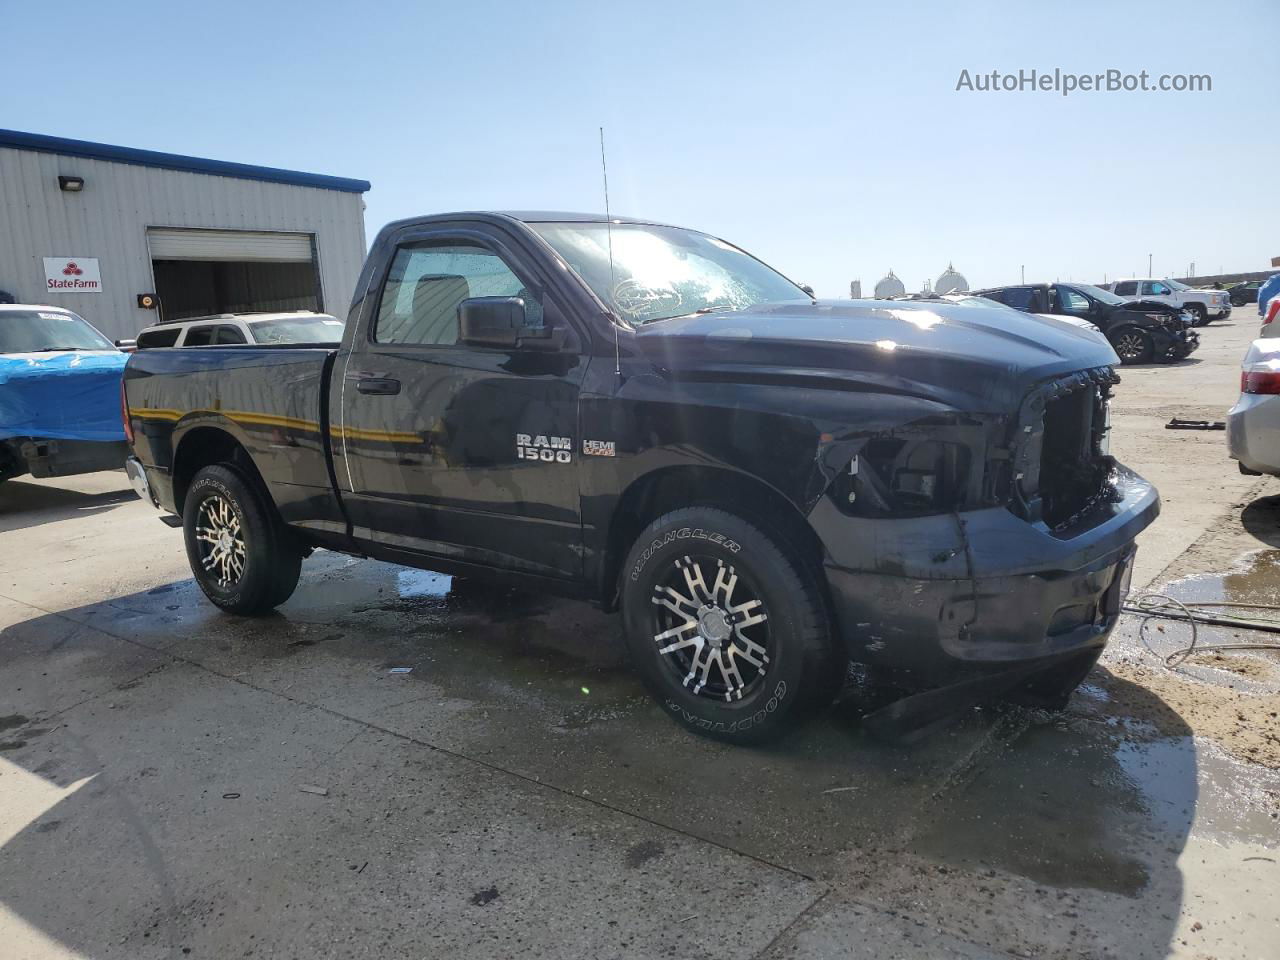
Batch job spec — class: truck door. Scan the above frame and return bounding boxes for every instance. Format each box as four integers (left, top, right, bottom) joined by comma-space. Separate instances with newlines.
336, 228, 587, 581
1141, 280, 1175, 306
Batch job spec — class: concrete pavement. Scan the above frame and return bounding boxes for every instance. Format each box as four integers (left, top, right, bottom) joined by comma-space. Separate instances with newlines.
2, 308, 1278, 959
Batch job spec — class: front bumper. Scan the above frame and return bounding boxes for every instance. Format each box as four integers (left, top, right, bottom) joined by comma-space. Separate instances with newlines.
1, 438, 128, 480
1210, 304, 1232, 319
1157, 325, 1199, 361
811, 465, 1158, 688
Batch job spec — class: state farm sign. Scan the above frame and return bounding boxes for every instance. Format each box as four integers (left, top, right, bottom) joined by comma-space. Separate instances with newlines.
43, 257, 102, 293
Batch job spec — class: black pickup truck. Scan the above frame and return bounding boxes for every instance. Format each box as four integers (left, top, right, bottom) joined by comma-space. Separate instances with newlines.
123, 212, 1159, 742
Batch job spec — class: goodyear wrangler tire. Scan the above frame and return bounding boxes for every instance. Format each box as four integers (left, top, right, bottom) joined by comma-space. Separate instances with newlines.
183, 464, 301, 615
620, 507, 840, 743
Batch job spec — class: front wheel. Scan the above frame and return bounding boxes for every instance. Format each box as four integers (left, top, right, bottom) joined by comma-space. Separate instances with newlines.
1111, 327, 1154, 364
183, 464, 301, 615
620, 507, 844, 743
1186, 303, 1209, 326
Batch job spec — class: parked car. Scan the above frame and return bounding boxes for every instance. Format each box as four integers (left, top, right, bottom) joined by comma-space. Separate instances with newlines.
971, 283, 1198, 364
135, 311, 344, 349
1104, 278, 1230, 326
0, 304, 128, 483
1228, 280, 1264, 307
1228, 338, 1280, 476
1260, 295, 1280, 337
122, 212, 1158, 742
939, 294, 1106, 338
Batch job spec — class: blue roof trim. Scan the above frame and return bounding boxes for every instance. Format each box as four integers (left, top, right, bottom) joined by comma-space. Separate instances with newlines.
0, 129, 370, 194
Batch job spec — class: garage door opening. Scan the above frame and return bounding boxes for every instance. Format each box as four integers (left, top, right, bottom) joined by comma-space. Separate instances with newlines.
147, 228, 322, 321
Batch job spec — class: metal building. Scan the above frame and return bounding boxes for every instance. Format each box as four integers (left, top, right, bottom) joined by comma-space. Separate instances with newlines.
0, 129, 369, 342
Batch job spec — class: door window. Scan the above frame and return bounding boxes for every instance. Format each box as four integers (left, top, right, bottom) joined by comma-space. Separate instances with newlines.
1142, 281, 1172, 296
374, 242, 544, 346
214, 325, 247, 344
1113, 281, 1138, 296
1054, 287, 1092, 315
999, 287, 1035, 311
182, 325, 217, 346
136, 327, 180, 348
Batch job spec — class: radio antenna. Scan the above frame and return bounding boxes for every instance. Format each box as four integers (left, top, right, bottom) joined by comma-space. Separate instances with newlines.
600, 126, 621, 376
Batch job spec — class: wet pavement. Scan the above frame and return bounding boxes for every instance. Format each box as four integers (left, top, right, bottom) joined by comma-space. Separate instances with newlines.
1, 471, 1278, 959
4, 310, 1280, 960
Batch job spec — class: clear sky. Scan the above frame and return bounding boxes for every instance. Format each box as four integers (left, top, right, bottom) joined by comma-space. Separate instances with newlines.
2, 0, 1276, 296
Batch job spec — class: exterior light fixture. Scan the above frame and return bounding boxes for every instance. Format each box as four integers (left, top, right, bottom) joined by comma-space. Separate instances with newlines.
58, 175, 84, 192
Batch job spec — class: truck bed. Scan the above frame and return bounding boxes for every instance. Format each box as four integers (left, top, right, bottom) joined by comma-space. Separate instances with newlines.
123, 345, 343, 530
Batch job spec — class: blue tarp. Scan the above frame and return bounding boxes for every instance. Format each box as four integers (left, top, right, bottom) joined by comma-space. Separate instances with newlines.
0, 351, 128, 442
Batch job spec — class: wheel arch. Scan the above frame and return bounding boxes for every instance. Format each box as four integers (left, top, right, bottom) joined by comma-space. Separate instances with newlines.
598, 465, 826, 611
171, 425, 272, 519
1108, 324, 1153, 363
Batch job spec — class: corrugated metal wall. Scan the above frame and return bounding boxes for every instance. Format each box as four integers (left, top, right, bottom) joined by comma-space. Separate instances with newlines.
0, 146, 367, 341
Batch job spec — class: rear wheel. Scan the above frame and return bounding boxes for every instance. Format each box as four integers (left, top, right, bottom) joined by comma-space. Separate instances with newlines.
620, 507, 844, 743
1111, 327, 1153, 364
183, 464, 301, 615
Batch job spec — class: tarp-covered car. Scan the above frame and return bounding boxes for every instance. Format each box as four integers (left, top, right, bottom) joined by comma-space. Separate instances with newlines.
1, 304, 129, 483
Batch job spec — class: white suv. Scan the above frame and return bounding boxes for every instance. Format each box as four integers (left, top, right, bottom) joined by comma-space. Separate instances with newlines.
1104, 279, 1230, 326
135, 311, 344, 349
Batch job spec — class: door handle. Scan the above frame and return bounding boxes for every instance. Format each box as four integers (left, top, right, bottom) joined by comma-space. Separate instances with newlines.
356, 377, 401, 395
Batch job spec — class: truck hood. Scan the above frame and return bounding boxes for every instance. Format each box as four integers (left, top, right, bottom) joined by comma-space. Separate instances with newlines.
633, 299, 1119, 412
0, 350, 128, 442
1120, 299, 1184, 316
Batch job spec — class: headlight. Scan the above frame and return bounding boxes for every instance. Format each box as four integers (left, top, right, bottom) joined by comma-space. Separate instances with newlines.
828, 413, 1004, 517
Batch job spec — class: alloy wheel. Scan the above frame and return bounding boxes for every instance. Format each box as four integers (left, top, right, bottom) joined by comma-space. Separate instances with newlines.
650, 555, 771, 702
1114, 332, 1145, 361
194, 493, 246, 587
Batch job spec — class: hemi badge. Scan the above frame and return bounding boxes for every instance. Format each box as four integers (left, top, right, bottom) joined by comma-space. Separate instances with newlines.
583, 440, 616, 457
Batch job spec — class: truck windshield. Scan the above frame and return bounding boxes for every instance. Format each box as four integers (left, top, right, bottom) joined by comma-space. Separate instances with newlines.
1164, 279, 1190, 291
0, 309, 116, 353
529, 222, 808, 324
250, 316, 345, 344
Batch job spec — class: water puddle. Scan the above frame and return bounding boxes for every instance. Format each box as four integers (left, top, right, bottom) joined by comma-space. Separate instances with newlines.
1124, 548, 1280, 693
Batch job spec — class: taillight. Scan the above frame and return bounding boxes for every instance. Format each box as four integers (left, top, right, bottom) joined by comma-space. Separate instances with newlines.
1241, 369, 1280, 394
1265, 300, 1280, 327
121, 379, 134, 444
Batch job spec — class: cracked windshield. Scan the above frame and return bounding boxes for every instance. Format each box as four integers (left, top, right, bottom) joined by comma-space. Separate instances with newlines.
530, 221, 808, 323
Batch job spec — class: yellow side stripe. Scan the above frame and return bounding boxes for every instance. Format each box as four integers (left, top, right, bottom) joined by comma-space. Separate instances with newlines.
130, 407, 424, 445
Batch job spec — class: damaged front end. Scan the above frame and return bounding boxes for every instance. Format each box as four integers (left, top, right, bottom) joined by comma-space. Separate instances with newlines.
809, 364, 1158, 719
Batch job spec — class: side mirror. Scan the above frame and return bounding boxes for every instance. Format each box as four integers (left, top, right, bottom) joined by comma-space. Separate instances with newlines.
800, 284, 816, 298
458, 296, 568, 352
458, 297, 524, 348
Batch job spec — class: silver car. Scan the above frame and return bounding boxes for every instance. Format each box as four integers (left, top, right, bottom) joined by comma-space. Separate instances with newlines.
1228, 338, 1280, 475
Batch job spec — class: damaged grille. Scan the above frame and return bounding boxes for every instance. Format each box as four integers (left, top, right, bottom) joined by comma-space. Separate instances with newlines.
1012, 367, 1117, 529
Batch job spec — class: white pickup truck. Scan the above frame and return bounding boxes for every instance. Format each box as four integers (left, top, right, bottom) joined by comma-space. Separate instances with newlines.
1104, 278, 1230, 326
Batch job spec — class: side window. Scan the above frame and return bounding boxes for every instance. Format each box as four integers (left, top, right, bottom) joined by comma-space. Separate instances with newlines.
1056, 288, 1091, 315
1001, 287, 1035, 311
374, 241, 544, 346
214, 325, 247, 344
1113, 281, 1138, 296
136, 327, 180, 348
183, 325, 216, 346
1143, 281, 1171, 296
